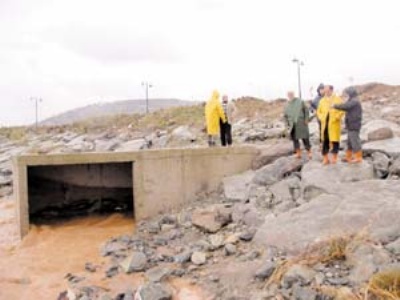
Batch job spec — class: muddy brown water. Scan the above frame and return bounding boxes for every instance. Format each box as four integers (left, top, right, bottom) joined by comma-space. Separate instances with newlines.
0, 197, 206, 300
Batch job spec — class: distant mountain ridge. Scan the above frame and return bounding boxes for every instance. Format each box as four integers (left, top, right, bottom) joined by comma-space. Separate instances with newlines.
41, 99, 198, 126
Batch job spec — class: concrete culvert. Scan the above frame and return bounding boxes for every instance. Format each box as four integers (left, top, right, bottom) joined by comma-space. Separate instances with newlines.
27, 162, 134, 223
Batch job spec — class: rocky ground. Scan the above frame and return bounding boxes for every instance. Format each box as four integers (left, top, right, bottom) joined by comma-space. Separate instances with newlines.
1, 83, 400, 299
58, 145, 400, 299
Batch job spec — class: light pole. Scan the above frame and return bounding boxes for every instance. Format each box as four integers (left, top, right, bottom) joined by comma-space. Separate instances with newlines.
141, 82, 153, 114
30, 97, 42, 130
292, 58, 304, 99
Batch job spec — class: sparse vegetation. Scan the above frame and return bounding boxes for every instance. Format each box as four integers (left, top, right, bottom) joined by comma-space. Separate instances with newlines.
66, 104, 206, 134
0, 126, 28, 142
366, 269, 400, 300
266, 236, 353, 287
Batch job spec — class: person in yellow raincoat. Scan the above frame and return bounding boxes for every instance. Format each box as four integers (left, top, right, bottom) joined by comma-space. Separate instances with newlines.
317, 85, 344, 165
205, 90, 226, 147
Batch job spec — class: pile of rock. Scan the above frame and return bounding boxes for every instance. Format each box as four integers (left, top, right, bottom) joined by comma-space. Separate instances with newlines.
59, 141, 399, 299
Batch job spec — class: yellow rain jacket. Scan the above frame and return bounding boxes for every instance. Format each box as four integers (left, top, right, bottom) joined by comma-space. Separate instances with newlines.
205, 90, 226, 135
317, 95, 345, 142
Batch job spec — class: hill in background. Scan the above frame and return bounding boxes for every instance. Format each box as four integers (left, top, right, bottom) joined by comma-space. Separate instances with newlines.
41, 99, 198, 126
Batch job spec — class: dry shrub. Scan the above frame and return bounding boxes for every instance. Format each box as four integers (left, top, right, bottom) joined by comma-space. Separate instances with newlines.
265, 235, 359, 288
366, 269, 400, 300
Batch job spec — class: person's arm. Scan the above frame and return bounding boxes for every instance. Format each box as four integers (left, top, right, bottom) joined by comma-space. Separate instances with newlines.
303, 102, 310, 123
217, 103, 227, 123
333, 97, 345, 121
310, 97, 318, 110
333, 99, 357, 111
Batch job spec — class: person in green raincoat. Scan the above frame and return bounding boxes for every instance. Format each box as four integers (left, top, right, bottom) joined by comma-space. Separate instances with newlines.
284, 91, 311, 159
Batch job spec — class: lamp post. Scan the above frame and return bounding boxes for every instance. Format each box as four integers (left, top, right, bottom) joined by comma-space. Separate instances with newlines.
30, 97, 42, 130
292, 58, 304, 99
141, 82, 153, 114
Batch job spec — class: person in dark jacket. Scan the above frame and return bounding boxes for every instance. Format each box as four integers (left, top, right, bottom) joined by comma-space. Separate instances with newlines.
310, 83, 325, 146
333, 86, 363, 163
311, 83, 325, 112
284, 91, 311, 159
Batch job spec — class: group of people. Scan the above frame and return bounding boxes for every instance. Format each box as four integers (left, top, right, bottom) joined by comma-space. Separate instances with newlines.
204, 86, 363, 166
204, 90, 237, 147
284, 84, 363, 164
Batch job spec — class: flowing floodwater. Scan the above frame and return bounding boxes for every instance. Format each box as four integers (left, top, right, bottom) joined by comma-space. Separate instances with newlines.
0, 197, 206, 300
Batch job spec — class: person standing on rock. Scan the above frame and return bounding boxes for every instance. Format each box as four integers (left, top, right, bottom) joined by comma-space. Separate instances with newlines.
220, 95, 237, 147
317, 85, 345, 165
310, 83, 325, 146
205, 90, 227, 147
333, 87, 363, 163
284, 91, 312, 159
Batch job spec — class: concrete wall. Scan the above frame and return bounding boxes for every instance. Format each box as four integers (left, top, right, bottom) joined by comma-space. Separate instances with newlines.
13, 146, 259, 239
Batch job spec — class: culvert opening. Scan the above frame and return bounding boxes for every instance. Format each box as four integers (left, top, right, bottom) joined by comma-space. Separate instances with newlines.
27, 162, 134, 223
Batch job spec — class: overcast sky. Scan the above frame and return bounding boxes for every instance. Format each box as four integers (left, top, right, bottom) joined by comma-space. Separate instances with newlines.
1, 0, 400, 125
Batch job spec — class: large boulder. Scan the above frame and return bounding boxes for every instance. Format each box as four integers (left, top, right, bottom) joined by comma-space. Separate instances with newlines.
361, 120, 400, 142
389, 157, 400, 177
382, 107, 400, 124
301, 160, 374, 201
115, 139, 148, 152
254, 180, 400, 254
171, 126, 196, 142
252, 141, 293, 170
243, 128, 285, 142
232, 202, 264, 227
119, 252, 148, 273
136, 283, 172, 300
367, 128, 394, 142
223, 170, 255, 202
371, 152, 391, 178
191, 205, 232, 233
363, 138, 400, 158
253, 157, 303, 186
347, 243, 391, 285
95, 139, 120, 152
269, 176, 301, 204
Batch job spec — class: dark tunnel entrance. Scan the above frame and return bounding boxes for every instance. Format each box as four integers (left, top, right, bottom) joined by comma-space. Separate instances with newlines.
27, 162, 134, 223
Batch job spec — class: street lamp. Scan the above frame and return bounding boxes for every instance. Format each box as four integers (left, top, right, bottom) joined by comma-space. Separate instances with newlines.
292, 58, 304, 99
141, 82, 153, 114
30, 97, 42, 130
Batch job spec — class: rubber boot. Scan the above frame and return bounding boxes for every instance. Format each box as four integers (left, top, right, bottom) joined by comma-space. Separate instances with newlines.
331, 153, 338, 164
350, 151, 363, 163
322, 154, 330, 165
295, 149, 301, 159
342, 150, 352, 163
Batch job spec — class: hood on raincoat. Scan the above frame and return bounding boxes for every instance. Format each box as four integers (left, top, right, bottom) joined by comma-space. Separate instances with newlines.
317, 83, 325, 96
344, 86, 358, 99
208, 90, 220, 103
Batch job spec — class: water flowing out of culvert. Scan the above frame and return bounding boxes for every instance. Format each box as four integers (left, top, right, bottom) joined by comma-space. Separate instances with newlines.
0, 159, 207, 299
0, 213, 134, 299
0, 210, 206, 300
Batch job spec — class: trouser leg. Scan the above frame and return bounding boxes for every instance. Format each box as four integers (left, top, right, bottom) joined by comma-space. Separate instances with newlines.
348, 130, 361, 152
293, 139, 300, 151
226, 123, 232, 145
331, 142, 340, 154
318, 120, 322, 144
347, 133, 353, 151
220, 120, 227, 146
291, 128, 300, 151
302, 138, 311, 151
322, 126, 330, 155
208, 135, 213, 147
